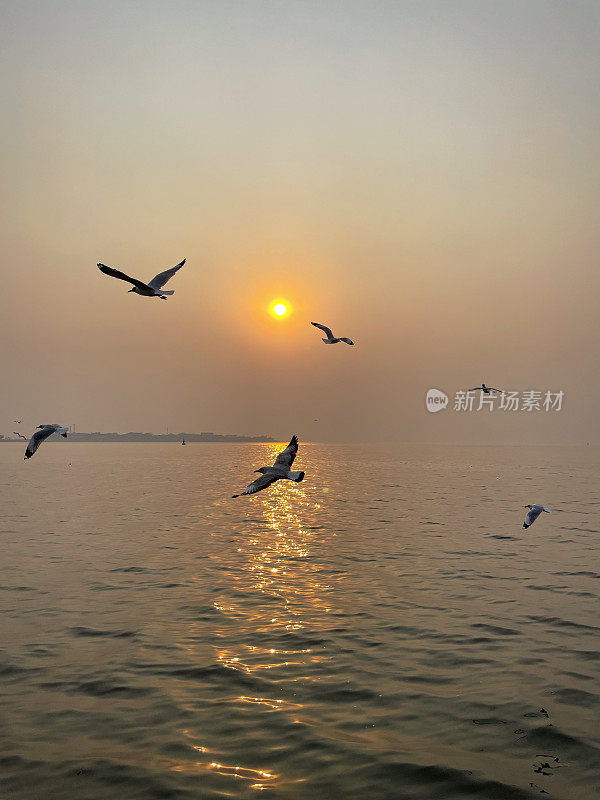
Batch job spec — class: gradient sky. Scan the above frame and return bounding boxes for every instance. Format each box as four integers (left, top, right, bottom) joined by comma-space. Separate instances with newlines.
1, 0, 599, 443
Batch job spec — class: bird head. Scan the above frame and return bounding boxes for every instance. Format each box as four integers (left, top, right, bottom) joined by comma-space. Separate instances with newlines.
524, 504, 532, 509
254, 467, 268, 474
128, 288, 135, 292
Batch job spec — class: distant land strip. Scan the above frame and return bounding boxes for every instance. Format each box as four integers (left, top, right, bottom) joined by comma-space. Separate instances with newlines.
1, 432, 276, 443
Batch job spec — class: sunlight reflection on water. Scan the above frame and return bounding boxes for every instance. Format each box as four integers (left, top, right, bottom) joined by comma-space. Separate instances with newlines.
1, 444, 600, 799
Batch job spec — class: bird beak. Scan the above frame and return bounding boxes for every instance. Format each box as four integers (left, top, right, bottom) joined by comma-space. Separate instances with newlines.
254, 469, 261, 473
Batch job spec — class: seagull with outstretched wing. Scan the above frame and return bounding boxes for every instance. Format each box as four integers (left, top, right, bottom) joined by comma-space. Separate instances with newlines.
468, 383, 503, 394
13, 432, 27, 441
310, 322, 354, 345
232, 436, 305, 498
523, 504, 551, 529
98, 259, 185, 299
24, 424, 68, 460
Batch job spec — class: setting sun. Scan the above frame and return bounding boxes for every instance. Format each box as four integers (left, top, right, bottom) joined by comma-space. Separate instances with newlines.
269, 299, 291, 319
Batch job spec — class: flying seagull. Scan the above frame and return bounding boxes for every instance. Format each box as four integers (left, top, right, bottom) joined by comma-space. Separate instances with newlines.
97, 259, 185, 299
311, 322, 354, 345
523, 504, 552, 529
14, 420, 22, 424
13, 432, 27, 441
232, 435, 305, 498
24, 424, 68, 460
468, 383, 503, 394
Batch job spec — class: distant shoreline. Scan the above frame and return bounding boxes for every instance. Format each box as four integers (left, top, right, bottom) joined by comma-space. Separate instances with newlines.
0, 432, 276, 444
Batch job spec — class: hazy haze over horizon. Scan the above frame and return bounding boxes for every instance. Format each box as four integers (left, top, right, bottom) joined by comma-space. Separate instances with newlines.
1, 0, 599, 443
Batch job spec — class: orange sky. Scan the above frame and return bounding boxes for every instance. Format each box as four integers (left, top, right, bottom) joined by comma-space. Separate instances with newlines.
1, 1, 599, 442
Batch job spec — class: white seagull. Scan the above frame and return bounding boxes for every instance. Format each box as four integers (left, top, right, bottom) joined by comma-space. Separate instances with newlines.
523, 504, 552, 529
232, 436, 305, 498
24, 424, 68, 460
311, 322, 354, 345
98, 259, 185, 299
14, 420, 22, 424
468, 383, 503, 394
13, 432, 27, 441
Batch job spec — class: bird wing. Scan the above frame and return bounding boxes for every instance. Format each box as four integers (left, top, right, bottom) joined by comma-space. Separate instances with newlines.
468, 387, 483, 391
488, 387, 503, 393
339, 337, 354, 345
24, 427, 56, 459
273, 435, 298, 469
97, 264, 149, 291
147, 259, 185, 290
13, 432, 26, 440
233, 472, 280, 497
40, 424, 67, 434
525, 507, 542, 526
311, 322, 334, 339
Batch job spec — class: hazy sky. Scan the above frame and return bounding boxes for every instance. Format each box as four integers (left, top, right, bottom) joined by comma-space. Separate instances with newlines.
1, 0, 599, 443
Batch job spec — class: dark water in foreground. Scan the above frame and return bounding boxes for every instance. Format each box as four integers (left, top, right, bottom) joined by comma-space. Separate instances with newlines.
0, 443, 599, 800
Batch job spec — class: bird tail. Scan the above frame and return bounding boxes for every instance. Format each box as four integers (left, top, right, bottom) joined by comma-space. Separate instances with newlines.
523, 522, 530, 529
288, 471, 305, 482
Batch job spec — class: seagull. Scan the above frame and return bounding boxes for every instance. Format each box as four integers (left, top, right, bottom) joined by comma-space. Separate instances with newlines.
13, 432, 27, 441
24, 424, 68, 460
310, 322, 354, 345
468, 383, 503, 394
232, 435, 305, 498
14, 420, 22, 424
523, 504, 552, 529
97, 259, 185, 299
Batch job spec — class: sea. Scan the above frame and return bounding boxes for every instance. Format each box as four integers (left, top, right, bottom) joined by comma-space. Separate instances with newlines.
0, 443, 598, 800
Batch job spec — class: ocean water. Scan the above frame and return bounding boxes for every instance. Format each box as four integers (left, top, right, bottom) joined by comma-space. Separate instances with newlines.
0, 442, 599, 800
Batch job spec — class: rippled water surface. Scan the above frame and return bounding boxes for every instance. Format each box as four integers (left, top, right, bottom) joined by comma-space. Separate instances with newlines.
1, 443, 599, 799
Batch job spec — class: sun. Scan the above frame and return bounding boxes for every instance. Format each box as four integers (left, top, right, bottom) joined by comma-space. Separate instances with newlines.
269, 299, 291, 319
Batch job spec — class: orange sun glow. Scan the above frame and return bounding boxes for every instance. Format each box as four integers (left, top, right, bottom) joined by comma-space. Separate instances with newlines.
269, 300, 291, 318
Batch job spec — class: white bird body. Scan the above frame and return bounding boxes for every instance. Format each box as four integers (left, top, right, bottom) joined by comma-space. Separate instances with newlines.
129, 286, 174, 297
232, 436, 305, 498
311, 322, 354, 346
523, 504, 552, 529
263, 468, 304, 481
98, 259, 185, 299
24, 424, 68, 460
